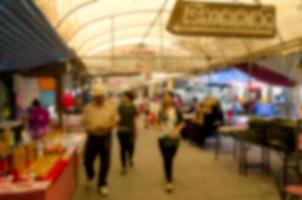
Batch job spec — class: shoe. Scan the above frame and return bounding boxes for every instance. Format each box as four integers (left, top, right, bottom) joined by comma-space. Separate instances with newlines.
121, 168, 127, 176
99, 186, 109, 196
165, 183, 174, 193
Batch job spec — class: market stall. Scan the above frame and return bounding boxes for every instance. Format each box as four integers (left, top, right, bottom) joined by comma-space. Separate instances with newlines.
0, 131, 85, 200
0, 3, 87, 199
2, 0, 302, 199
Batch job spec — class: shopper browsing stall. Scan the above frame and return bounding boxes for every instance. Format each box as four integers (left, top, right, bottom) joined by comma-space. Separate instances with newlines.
82, 84, 119, 196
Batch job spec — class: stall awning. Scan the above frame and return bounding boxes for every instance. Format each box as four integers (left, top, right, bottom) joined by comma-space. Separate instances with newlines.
0, 0, 74, 72
256, 52, 302, 83
236, 64, 296, 87
198, 68, 252, 84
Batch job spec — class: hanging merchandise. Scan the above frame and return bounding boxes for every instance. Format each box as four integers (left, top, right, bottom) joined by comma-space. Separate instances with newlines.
62, 91, 75, 111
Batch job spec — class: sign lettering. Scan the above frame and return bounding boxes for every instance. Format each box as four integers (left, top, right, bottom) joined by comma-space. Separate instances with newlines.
167, 1, 276, 38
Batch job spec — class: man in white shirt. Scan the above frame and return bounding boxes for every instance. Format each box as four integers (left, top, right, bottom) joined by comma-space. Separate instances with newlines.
82, 84, 119, 196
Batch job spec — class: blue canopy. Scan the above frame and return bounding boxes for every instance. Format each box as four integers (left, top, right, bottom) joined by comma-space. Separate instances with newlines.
0, 0, 74, 72
198, 68, 254, 84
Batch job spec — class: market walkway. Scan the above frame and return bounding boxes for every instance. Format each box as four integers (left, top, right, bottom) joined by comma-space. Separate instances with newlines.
72, 127, 279, 200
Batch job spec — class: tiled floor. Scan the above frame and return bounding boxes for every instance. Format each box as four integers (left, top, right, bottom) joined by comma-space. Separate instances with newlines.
72, 128, 279, 200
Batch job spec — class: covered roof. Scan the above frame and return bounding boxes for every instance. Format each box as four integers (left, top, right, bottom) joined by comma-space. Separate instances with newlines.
34, 0, 302, 76
0, 0, 74, 72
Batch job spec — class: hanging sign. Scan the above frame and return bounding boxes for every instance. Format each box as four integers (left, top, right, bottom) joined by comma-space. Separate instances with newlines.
167, 1, 276, 38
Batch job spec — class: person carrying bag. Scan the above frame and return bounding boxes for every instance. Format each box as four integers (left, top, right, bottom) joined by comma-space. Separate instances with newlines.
157, 91, 185, 193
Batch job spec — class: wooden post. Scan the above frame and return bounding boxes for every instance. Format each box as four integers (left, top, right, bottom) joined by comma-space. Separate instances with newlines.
0, 80, 3, 121
55, 74, 63, 127
111, 17, 115, 68
209, 70, 213, 96
248, 61, 253, 114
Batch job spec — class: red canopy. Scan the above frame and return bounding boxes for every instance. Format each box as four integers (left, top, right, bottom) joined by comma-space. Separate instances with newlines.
236, 63, 296, 87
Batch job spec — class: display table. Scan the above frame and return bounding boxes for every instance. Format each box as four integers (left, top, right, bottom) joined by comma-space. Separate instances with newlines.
215, 124, 248, 160
218, 124, 248, 136
0, 134, 85, 200
218, 123, 270, 175
63, 114, 83, 133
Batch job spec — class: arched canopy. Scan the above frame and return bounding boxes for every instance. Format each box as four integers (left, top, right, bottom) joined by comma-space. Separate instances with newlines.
35, 0, 302, 75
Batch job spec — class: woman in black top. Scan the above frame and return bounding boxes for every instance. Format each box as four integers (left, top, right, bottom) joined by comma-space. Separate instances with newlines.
117, 91, 138, 175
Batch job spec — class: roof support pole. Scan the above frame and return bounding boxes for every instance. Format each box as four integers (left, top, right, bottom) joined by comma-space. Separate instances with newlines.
247, 60, 254, 114
55, 0, 99, 29
208, 71, 213, 96
0, 80, 3, 121
111, 17, 115, 69
141, 0, 170, 44
159, 15, 164, 70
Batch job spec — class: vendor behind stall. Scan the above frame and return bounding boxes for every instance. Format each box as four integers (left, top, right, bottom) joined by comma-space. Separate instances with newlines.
28, 99, 50, 140
203, 96, 224, 135
189, 96, 224, 146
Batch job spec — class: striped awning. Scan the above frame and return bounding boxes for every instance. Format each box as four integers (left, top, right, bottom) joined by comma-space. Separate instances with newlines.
0, 0, 74, 72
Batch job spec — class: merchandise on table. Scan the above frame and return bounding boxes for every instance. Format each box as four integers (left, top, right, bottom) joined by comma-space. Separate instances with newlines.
0, 129, 13, 176
0, 129, 13, 151
0, 131, 84, 196
0, 127, 68, 181
24, 143, 37, 167
26, 155, 61, 179
11, 146, 27, 176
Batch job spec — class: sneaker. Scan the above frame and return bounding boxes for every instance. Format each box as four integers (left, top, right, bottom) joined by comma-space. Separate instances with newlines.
99, 186, 109, 196
165, 183, 174, 193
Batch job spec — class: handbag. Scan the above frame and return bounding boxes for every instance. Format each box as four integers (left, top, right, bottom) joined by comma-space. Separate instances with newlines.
158, 135, 179, 148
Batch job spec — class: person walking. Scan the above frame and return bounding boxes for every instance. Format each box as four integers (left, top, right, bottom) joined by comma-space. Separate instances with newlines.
82, 84, 119, 196
117, 91, 138, 175
157, 91, 185, 193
